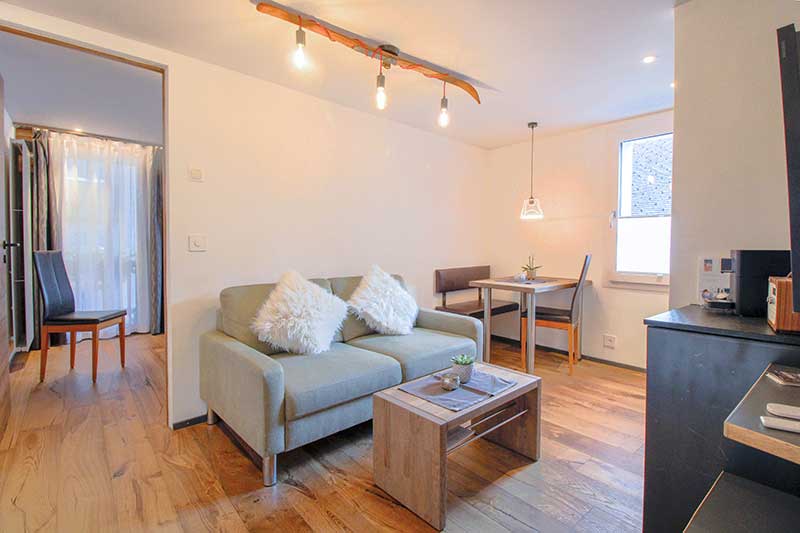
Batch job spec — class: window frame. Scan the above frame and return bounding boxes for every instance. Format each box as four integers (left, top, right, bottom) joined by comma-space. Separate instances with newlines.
607, 131, 673, 290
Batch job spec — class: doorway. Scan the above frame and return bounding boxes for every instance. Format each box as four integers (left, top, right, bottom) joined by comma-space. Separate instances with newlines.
0, 25, 168, 426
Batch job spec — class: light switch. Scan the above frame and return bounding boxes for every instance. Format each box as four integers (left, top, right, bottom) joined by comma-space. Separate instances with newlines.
188, 234, 207, 252
189, 168, 204, 182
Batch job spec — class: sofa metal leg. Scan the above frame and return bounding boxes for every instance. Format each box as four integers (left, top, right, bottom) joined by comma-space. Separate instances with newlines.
263, 454, 277, 486
207, 409, 219, 425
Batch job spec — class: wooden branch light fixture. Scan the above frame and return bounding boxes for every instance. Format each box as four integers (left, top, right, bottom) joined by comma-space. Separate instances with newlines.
253, 1, 481, 126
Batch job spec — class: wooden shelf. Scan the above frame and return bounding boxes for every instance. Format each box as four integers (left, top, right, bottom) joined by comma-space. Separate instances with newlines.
724, 364, 800, 465
445, 400, 527, 454
684, 472, 800, 532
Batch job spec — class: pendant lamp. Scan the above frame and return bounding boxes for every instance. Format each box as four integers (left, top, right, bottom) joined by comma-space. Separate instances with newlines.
520, 121, 544, 220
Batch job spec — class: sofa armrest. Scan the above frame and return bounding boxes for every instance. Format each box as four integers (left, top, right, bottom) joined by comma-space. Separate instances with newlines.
416, 308, 484, 362
199, 330, 285, 456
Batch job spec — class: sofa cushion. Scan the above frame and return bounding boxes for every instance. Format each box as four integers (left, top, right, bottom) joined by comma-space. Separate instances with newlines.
251, 271, 348, 355
348, 327, 476, 380
220, 280, 341, 355
273, 342, 402, 420
347, 265, 418, 335
329, 274, 407, 341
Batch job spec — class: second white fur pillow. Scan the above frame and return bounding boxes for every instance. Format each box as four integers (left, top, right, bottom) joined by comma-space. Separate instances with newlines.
251, 270, 347, 355
348, 265, 418, 335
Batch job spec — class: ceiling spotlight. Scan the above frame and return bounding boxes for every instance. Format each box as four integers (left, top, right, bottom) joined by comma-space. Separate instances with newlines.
438, 82, 450, 128
670, 81, 676, 89
293, 25, 307, 69
642, 55, 657, 64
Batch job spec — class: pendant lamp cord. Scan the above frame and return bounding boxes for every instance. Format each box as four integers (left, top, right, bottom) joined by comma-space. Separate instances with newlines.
529, 124, 535, 198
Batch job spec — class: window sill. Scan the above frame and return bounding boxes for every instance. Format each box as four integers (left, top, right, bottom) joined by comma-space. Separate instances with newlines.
605, 274, 669, 293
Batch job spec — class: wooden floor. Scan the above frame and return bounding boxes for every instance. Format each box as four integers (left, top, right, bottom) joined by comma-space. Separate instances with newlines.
0, 335, 645, 532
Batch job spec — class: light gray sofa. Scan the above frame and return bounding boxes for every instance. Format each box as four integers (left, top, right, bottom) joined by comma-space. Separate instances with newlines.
199, 275, 482, 485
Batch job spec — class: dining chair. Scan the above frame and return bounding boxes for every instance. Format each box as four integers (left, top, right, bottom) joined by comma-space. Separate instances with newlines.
520, 254, 592, 375
33, 250, 127, 383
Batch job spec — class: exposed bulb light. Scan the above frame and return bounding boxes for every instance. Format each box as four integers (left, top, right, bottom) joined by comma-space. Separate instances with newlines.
293, 26, 307, 69
670, 81, 676, 89
438, 82, 449, 128
642, 55, 657, 64
438, 100, 450, 128
520, 121, 544, 220
376, 72, 387, 110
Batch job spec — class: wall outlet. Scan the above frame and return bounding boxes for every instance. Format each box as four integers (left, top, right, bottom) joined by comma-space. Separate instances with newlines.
189, 168, 204, 182
603, 333, 617, 349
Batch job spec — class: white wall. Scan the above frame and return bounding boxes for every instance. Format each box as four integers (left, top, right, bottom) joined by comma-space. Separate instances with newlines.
484, 111, 673, 369
670, 0, 800, 307
0, 3, 490, 425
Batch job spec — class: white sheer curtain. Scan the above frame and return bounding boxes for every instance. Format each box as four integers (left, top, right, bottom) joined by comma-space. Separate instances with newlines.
49, 132, 154, 339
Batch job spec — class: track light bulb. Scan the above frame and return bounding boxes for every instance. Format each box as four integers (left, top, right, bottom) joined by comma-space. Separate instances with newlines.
376, 73, 387, 110
438, 96, 449, 128
293, 28, 306, 69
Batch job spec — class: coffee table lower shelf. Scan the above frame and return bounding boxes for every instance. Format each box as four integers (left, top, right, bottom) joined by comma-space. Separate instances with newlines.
373, 363, 541, 531
446, 400, 528, 453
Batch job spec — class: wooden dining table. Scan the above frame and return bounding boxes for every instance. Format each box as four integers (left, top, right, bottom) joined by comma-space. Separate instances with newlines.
469, 276, 590, 373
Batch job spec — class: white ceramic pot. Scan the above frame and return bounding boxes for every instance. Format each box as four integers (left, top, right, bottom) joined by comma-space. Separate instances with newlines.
451, 363, 474, 383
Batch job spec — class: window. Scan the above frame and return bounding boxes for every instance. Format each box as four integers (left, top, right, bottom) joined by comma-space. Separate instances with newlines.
615, 133, 673, 278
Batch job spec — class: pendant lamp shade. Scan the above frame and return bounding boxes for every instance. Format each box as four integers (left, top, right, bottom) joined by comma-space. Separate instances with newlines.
520, 197, 544, 219
520, 121, 543, 220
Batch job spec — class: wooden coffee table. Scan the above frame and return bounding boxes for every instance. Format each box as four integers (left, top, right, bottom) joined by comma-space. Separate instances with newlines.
373, 363, 541, 530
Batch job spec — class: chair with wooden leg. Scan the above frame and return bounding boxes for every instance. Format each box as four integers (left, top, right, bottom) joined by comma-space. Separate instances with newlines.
520, 254, 591, 375
33, 251, 127, 384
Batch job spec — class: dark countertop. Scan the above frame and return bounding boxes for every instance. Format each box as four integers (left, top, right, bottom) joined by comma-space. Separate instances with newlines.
684, 472, 800, 532
644, 304, 800, 346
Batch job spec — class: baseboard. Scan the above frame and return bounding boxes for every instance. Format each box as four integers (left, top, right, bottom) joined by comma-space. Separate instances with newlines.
172, 414, 206, 430
581, 355, 645, 372
492, 334, 645, 373
492, 334, 521, 346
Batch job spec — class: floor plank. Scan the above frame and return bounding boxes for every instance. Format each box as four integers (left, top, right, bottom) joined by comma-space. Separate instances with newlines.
0, 335, 644, 532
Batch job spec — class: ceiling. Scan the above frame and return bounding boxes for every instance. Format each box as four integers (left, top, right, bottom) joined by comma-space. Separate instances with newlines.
0, 29, 163, 144
3, 0, 676, 149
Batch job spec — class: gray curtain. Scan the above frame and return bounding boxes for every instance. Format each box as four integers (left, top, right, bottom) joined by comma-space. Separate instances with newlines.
149, 147, 164, 335
30, 130, 65, 349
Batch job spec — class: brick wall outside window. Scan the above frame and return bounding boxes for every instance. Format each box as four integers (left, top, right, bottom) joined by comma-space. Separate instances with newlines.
630, 135, 672, 217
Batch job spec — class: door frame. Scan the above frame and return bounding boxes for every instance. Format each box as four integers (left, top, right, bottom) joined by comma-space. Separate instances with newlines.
0, 22, 170, 426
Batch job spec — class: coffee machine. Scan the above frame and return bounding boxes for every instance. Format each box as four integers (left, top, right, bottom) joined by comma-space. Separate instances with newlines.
730, 250, 791, 317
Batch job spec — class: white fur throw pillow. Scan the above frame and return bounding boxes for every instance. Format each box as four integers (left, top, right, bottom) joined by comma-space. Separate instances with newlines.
251, 270, 347, 355
348, 265, 418, 335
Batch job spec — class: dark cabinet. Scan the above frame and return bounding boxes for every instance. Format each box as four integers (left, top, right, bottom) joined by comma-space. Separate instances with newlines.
644, 306, 800, 533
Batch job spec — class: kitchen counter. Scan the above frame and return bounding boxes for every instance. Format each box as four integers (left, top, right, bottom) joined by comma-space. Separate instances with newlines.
643, 305, 800, 532
644, 304, 800, 346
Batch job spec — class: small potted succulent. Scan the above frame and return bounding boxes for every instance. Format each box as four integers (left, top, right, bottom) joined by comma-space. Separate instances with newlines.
521, 255, 543, 280
450, 353, 476, 383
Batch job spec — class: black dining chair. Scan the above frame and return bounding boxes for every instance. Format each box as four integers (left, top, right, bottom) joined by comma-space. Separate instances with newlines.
520, 254, 591, 375
33, 250, 127, 383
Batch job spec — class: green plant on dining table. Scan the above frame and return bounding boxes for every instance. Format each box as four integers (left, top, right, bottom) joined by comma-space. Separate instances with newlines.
522, 255, 543, 279
451, 354, 476, 366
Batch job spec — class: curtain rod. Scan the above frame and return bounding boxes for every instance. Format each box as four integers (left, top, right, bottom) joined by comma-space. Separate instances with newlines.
13, 122, 163, 148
